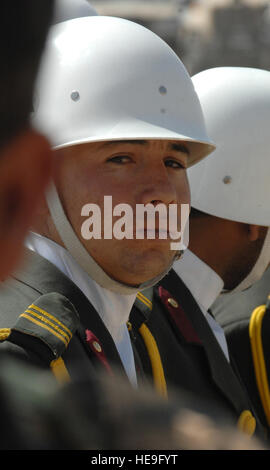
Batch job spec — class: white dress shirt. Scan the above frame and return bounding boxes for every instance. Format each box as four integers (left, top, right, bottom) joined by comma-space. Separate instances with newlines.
26, 232, 138, 387
173, 249, 230, 361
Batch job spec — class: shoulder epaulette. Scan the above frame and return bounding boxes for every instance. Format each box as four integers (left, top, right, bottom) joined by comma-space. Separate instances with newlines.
0, 292, 80, 383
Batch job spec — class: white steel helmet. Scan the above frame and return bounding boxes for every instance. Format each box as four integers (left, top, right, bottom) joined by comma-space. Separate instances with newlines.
188, 67, 270, 225
33, 16, 215, 166
52, 0, 98, 25
32, 16, 215, 294
187, 67, 270, 292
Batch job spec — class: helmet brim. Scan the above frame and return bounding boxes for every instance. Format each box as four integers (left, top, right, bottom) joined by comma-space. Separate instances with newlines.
52, 117, 216, 167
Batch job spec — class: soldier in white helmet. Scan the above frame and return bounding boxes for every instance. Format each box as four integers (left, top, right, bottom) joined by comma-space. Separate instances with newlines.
188, 68, 270, 437
192, 69, 270, 436
131, 66, 270, 440
0, 14, 215, 408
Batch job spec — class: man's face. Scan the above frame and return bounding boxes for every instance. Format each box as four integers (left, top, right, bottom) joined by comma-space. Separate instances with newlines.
54, 139, 190, 286
224, 225, 268, 290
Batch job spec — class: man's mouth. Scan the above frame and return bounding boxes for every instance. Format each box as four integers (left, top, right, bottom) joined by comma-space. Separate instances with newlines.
135, 228, 180, 240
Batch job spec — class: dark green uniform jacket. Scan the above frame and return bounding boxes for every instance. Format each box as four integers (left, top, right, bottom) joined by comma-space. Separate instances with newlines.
0, 249, 128, 383
130, 269, 265, 438
0, 249, 236, 449
0, 249, 264, 440
212, 266, 270, 436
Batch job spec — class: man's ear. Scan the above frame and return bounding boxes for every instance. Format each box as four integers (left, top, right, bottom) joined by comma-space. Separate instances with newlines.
0, 128, 52, 280
247, 224, 267, 242
6, 128, 52, 226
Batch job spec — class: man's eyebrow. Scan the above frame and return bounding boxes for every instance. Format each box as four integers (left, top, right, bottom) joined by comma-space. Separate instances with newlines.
169, 142, 190, 155
100, 139, 190, 155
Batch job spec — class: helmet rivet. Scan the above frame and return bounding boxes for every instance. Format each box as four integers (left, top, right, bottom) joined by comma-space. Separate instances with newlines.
223, 176, 232, 185
159, 86, 167, 95
71, 90, 80, 102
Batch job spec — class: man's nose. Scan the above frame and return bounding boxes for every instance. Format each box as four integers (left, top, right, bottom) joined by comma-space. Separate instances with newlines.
139, 166, 178, 207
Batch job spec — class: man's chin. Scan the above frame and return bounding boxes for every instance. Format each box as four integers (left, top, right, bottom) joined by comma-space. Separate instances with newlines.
112, 249, 175, 286
86, 239, 175, 286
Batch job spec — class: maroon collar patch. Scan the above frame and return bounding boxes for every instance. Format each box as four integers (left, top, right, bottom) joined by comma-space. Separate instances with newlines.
158, 286, 202, 345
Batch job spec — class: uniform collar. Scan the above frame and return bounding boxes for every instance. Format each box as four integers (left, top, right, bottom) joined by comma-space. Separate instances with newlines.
26, 232, 137, 343
173, 249, 224, 313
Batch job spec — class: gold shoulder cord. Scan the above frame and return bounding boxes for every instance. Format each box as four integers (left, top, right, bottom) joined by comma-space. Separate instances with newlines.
139, 323, 168, 399
249, 301, 270, 427
137, 295, 256, 433
133, 292, 168, 399
50, 357, 71, 384
0, 328, 11, 341
237, 410, 256, 437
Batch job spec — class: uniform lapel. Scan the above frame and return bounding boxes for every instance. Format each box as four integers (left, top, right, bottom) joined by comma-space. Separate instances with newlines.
160, 269, 253, 415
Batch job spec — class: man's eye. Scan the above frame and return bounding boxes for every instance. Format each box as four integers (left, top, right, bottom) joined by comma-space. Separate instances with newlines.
107, 155, 132, 164
165, 159, 186, 169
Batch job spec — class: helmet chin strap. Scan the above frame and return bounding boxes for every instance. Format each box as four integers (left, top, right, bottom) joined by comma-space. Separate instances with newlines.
230, 226, 270, 294
46, 182, 181, 295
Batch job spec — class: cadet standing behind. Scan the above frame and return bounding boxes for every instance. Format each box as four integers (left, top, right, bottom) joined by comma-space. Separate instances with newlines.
187, 67, 270, 436
187, 68, 270, 436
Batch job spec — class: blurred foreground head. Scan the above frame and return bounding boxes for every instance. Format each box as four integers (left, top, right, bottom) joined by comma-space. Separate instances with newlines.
0, 356, 265, 450
0, 2, 54, 280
